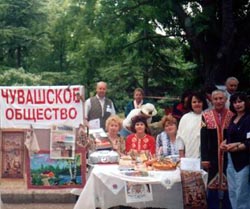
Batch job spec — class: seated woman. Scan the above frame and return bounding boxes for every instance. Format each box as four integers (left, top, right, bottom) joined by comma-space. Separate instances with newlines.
125, 115, 155, 159
105, 115, 125, 156
156, 114, 185, 158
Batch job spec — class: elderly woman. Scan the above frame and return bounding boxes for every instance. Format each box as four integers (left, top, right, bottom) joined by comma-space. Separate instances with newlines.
156, 114, 185, 158
105, 115, 125, 156
126, 115, 156, 158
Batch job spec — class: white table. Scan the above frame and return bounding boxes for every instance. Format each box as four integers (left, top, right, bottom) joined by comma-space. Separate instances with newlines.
73, 165, 203, 209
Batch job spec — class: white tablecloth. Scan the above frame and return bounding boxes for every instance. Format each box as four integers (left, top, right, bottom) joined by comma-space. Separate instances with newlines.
74, 165, 189, 209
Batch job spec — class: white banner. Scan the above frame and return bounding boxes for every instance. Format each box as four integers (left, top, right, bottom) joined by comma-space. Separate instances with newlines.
0, 85, 84, 128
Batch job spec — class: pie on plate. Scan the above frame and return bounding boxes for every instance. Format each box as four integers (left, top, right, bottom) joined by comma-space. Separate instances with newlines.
152, 160, 177, 170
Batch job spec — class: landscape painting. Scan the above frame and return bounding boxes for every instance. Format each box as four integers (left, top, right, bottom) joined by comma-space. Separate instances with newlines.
27, 150, 86, 189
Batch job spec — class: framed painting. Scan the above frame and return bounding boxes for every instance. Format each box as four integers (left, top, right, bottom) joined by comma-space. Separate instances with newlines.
27, 149, 86, 189
50, 126, 76, 160
1, 131, 24, 178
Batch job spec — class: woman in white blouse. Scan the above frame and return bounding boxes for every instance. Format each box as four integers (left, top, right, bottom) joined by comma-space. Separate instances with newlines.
176, 91, 208, 158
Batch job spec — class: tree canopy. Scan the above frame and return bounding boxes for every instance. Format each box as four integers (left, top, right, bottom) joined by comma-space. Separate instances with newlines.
0, 0, 250, 113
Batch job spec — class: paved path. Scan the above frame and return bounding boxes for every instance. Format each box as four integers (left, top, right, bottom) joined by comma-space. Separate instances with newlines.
1, 203, 75, 209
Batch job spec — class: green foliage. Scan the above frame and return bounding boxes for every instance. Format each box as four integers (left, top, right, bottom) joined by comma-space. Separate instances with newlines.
0, 68, 77, 86
0, 0, 48, 68
0, 68, 41, 85
81, 0, 198, 111
1, 0, 250, 115
31, 173, 43, 186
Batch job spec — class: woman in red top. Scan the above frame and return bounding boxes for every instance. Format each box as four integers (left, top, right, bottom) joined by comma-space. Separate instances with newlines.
126, 115, 155, 158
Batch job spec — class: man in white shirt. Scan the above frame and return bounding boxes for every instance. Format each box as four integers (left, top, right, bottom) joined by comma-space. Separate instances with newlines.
85, 81, 116, 130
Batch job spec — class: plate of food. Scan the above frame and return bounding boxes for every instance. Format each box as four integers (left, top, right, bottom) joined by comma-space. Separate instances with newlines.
152, 158, 177, 170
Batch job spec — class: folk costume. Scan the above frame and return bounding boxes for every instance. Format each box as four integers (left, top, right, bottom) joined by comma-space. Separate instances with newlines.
156, 131, 184, 157
201, 108, 234, 209
126, 133, 155, 156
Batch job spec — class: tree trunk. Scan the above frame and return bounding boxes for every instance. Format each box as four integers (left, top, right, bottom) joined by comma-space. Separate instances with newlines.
16, 45, 22, 68
212, 0, 235, 84
143, 66, 149, 95
171, 0, 248, 85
